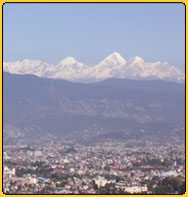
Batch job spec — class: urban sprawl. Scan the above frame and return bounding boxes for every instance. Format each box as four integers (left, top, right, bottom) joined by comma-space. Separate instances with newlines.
3, 140, 185, 194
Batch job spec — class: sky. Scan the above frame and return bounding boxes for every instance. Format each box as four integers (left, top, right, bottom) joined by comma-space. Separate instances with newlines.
3, 3, 185, 71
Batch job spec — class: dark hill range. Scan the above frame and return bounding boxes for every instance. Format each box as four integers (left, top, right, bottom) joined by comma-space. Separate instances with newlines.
3, 72, 185, 145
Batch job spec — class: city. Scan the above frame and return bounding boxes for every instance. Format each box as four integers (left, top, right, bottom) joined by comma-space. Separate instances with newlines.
3, 139, 185, 194
3, 2, 185, 195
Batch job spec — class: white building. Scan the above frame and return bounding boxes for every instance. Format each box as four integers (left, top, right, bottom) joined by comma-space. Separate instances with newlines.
124, 186, 148, 194
3, 166, 16, 178
27, 151, 33, 157
94, 176, 108, 188
34, 151, 42, 157
159, 170, 178, 177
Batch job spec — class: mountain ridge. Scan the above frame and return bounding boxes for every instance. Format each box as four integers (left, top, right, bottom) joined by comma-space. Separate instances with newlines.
3, 72, 185, 145
3, 52, 185, 83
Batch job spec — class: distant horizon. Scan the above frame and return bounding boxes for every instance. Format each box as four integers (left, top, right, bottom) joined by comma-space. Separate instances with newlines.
3, 51, 185, 73
3, 3, 185, 71
3, 51, 185, 83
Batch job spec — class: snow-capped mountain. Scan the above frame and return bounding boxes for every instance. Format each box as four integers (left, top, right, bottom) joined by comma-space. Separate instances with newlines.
49, 57, 89, 80
3, 52, 185, 83
3, 59, 54, 77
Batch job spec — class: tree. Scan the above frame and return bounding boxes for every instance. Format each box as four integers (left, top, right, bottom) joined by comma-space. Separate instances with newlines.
154, 185, 173, 194
162, 177, 182, 192
179, 181, 185, 194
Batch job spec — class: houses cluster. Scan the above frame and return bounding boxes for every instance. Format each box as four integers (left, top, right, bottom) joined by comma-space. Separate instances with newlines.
3, 140, 185, 194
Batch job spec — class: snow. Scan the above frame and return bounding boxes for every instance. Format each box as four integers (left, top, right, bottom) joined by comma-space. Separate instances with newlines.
96, 52, 126, 69
3, 52, 185, 83
60, 57, 79, 65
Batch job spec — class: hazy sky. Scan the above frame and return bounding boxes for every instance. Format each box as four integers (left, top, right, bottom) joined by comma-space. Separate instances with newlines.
3, 3, 185, 71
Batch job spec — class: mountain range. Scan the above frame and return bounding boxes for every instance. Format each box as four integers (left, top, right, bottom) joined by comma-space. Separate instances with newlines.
3, 72, 185, 145
3, 52, 185, 83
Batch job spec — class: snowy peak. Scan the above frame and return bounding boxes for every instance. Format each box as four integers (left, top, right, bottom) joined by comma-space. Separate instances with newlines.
106, 52, 126, 64
3, 53, 185, 83
130, 56, 144, 64
98, 52, 126, 67
3, 59, 53, 77
60, 57, 79, 65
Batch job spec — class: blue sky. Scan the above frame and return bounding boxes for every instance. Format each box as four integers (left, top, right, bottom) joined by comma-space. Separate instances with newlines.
3, 3, 185, 71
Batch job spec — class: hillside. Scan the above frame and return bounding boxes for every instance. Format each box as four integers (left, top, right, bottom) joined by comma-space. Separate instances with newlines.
3, 72, 185, 145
